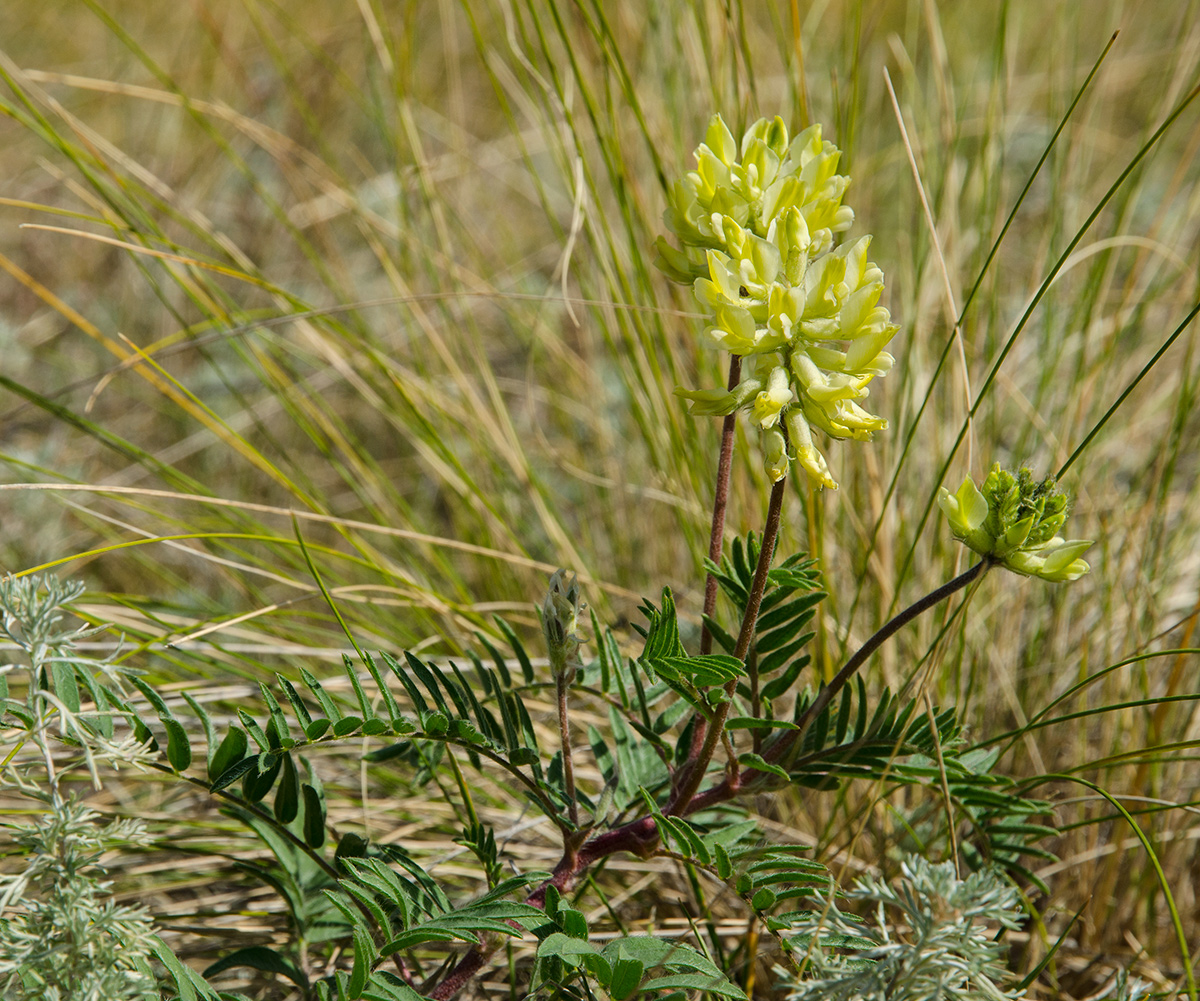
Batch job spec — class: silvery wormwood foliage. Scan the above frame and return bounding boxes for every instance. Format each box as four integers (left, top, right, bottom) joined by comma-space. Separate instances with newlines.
0, 574, 160, 1000
655, 114, 900, 489
779, 857, 1024, 1001
0, 800, 159, 1001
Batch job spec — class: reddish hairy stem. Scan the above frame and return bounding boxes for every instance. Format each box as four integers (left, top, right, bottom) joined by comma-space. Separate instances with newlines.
667, 475, 788, 816
699, 355, 742, 657
556, 672, 579, 831
681, 356, 743, 778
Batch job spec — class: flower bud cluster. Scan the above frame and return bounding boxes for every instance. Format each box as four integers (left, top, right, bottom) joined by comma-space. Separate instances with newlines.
938, 465, 1093, 582
656, 114, 898, 489
541, 569, 583, 682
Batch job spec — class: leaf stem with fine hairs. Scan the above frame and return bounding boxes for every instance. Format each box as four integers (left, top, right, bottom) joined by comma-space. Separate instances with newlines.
768, 557, 992, 766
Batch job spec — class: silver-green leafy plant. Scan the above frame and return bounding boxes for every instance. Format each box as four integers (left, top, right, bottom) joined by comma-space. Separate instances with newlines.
782, 857, 1152, 1001
0, 575, 160, 1001
780, 857, 1026, 1001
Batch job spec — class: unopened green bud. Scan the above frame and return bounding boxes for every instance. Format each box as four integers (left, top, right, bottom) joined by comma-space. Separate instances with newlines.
542, 569, 583, 681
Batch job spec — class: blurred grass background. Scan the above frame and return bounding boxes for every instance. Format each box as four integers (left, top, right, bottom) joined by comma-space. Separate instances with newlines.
2, 0, 1199, 995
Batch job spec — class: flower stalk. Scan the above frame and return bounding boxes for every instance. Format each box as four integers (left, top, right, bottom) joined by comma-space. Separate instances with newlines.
669, 474, 788, 816
542, 570, 584, 832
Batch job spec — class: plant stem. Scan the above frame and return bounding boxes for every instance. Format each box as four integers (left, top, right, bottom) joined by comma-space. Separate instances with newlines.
768, 558, 992, 766
680, 355, 742, 785
668, 475, 787, 816
556, 671, 579, 830
700, 355, 742, 657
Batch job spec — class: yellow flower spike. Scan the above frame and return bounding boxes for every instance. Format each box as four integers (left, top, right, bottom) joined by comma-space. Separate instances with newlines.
660, 113, 898, 491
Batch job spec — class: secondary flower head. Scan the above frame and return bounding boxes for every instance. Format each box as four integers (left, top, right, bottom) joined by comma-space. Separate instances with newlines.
939, 465, 1093, 582
659, 114, 899, 490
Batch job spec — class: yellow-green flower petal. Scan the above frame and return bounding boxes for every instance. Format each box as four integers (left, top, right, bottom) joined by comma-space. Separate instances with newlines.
762, 427, 789, 482
750, 366, 792, 428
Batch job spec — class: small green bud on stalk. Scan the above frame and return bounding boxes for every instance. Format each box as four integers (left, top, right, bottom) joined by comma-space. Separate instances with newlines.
542, 569, 583, 682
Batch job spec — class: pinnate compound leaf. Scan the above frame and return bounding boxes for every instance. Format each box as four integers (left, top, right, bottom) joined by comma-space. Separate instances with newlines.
640, 588, 686, 661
